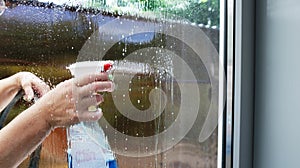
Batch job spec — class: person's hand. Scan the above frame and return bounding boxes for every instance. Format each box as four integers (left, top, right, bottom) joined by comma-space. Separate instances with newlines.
15, 72, 50, 101
34, 73, 114, 128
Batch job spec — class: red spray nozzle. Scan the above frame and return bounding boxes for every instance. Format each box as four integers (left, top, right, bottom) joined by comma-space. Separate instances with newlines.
103, 62, 113, 72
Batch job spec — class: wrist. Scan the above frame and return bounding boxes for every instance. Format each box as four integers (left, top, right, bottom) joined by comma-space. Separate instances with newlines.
32, 98, 54, 131
8, 73, 22, 92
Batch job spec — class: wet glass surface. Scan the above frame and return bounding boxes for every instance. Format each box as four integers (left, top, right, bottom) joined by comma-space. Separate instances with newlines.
0, 1, 219, 167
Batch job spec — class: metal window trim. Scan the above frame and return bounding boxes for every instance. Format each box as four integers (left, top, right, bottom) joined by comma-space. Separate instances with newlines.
233, 0, 255, 168
218, 0, 255, 167
217, 0, 227, 166
218, 0, 233, 167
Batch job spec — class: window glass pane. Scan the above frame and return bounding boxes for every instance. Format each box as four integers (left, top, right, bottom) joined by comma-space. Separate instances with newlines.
0, 0, 220, 167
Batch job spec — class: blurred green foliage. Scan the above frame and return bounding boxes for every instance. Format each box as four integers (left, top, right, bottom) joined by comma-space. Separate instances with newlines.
116, 0, 220, 27
66, 0, 219, 27
171, 0, 220, 27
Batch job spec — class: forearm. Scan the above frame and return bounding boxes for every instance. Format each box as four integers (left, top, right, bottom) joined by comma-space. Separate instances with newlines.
0, 74, 21, 112
0, 103, 52, 167
0, 73, 111, 167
